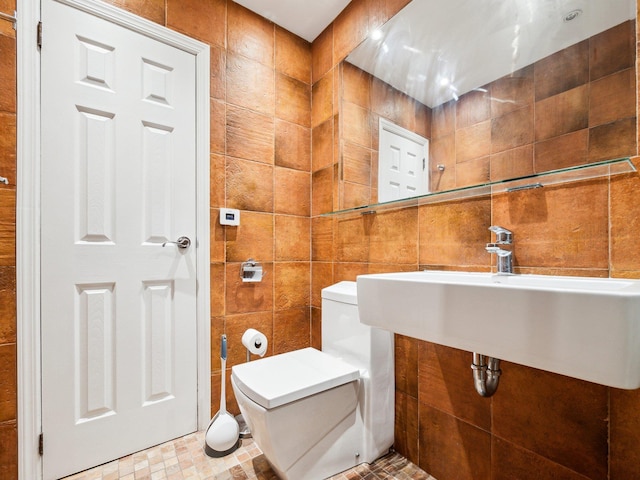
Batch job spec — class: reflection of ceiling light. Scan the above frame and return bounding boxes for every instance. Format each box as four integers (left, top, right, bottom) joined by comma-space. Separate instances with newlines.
563, 9, 582, 22
370, 29, 383, 40
402, 45, 422, 54
439, 77, 460, 100
439, 78, 459, 101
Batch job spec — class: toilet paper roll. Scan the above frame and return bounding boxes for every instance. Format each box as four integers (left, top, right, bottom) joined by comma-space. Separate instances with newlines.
242, 328, 268, 357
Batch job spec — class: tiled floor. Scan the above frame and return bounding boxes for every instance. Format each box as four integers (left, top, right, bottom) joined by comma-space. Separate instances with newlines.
61, 430, 435, 480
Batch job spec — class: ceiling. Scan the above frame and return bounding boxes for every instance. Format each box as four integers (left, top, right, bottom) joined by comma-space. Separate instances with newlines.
232, 0, 352, 42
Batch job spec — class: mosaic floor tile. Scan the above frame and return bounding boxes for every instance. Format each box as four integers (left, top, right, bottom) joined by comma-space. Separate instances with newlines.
61, 430, 436, 480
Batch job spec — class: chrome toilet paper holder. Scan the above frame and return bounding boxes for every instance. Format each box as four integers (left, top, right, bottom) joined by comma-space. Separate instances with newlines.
240, 259, 264, 282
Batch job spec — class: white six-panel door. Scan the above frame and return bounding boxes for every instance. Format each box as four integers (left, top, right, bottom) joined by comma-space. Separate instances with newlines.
378, 118, 429, 203
40, 1, 198, 478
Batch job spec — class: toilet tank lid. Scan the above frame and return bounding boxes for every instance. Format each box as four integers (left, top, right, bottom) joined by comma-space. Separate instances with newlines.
231, 348, 359, 409
321, 281, 357, 305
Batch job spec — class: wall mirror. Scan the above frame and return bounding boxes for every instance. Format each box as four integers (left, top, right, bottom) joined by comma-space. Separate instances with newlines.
337, 0, 637, 211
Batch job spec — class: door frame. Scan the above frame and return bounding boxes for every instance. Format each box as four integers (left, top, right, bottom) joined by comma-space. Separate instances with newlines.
17, 1, 211, 478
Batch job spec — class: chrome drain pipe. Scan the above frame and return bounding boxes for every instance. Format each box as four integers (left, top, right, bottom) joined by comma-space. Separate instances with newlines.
471, 353, 502, 397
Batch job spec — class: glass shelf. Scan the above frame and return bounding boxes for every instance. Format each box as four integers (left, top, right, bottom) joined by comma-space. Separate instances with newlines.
322, 157, 636, 217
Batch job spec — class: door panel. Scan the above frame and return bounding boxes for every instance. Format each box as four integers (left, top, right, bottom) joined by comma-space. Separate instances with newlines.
40, 1, 198, 478
75, 282, 116, 423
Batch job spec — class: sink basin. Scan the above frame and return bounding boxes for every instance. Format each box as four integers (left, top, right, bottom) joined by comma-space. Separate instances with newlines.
356, 271, 640, 389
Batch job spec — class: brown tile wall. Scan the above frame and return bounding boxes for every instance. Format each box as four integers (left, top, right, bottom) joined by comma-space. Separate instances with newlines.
0, 0, 16, 475
311, 2, 640, 480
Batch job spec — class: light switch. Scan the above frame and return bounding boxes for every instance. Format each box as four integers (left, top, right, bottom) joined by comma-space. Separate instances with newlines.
219, 208, 240, 226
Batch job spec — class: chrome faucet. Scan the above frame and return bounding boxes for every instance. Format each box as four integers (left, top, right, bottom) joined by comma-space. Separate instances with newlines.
486, 226, 513, 275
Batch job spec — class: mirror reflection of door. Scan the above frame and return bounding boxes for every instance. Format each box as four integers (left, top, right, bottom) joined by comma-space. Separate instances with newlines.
378, 118, 429, 203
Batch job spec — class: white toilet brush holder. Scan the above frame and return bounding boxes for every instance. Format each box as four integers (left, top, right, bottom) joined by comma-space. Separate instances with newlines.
234, 329, 268, 439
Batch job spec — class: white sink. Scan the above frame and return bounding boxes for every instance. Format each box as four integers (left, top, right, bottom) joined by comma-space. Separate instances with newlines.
356, 271, 640, 389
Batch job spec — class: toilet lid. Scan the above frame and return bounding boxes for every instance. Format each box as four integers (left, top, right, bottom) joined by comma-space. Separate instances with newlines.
231, 348, 360, 409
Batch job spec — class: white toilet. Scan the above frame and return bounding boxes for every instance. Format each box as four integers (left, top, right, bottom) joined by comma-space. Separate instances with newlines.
231, 281, 394, 480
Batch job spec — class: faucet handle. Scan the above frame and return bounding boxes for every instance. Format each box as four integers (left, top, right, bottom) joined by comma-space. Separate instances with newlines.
488, 226, 512, 244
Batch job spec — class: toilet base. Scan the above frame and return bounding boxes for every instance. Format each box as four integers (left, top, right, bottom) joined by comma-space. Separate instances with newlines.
267, 402, 360, 480
233, 375, 392, 480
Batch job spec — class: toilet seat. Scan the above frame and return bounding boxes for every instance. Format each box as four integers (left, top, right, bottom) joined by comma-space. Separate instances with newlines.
231, 347, 360, 409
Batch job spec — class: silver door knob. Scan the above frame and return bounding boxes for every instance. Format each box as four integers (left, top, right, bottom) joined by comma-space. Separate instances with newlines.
162, 236, 191, 249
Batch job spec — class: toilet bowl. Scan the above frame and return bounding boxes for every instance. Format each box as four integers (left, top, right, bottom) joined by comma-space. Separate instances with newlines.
231, 281, 394, 480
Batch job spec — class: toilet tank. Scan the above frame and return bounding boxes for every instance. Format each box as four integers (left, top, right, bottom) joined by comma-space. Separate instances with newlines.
321, 281, 394, 461
322, 281, 393, 371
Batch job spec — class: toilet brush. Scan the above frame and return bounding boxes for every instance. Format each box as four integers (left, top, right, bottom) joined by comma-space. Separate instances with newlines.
204, 334, 240, 457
